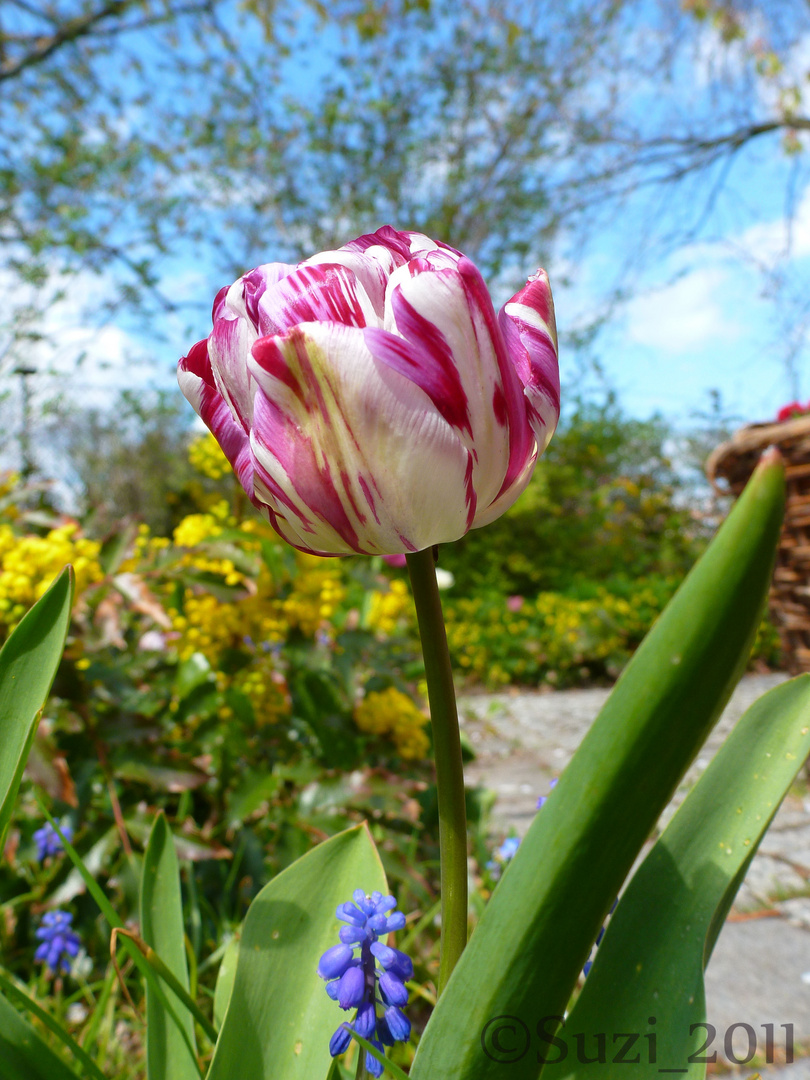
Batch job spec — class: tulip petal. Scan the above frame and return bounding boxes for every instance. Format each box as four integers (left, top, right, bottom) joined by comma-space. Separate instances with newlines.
177, 340, 255, 500
247, 322, 473, 555
209, 310, 259, 429
498, 269, 561, 453
384, 257, 537, 516
304, 247, 401, 323
256, 262, 379, 336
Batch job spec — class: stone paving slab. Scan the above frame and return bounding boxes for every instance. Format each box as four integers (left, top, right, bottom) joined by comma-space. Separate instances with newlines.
704, 919, 810, 1064
756, 1063, 810, 1078
460, 673, 810, 1066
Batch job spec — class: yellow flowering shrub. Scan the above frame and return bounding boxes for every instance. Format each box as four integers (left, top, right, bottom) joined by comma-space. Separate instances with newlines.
188, 432, 230, 480
0, 522, 103, 630
173, 510, 225, 548
354, 687, 430, 759
226, 661, 291, 726
282, 555, 346, 637
365, 579, 412, 635
443, 581, 675, 688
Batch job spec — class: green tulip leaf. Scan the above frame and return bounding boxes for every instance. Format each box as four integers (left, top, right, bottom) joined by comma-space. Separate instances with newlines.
206, 822, 387, 1080
553, 674, 810, 1078
411, 450, 785, 1080
213, 934, 240, 1030
141, 811, 199, 1080
0, 969, 106, 1080
0, 566, 73, 851
0, 990, 81, 1080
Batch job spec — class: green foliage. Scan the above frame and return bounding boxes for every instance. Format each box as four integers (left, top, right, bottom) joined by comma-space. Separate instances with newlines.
0, 566, 73, 848
441, 397, 702, 598
0, 991, 82, 1080
560, 675, 810, 1078
140, 813, 198, 1080
443, 576, 679, 688
409, 437, 784, 1080
207, 824, 387, 1080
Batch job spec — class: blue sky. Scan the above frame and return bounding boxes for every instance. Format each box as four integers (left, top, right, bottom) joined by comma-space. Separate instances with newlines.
7, 2, 810, 447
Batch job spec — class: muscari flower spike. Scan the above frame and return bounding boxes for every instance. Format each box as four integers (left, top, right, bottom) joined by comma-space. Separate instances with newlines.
318, 889, 412, 1077
33, 821, 72, 862
35, 910, 81, 975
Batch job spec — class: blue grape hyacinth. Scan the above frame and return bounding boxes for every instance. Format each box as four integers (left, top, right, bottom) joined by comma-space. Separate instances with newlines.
35, 910, 81, 975
318, 890, 412, 1077
33, 821, 72, 862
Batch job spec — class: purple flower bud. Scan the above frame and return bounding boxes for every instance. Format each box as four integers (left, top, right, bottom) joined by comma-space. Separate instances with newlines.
317, 944, 353, 980
321, 887, 413, 1065
352, 1001, 376, 1038
353, 889, 373, 911
336, 965, 365, 1009
33, 822, 73, 862
337, 902, 366, 926
385, 1006, 411, 1042
329, 1024, 352, 1056
366, 1040, 385, 1078
339, 925, 368, 945
379, 971, 408, 1007
34, 910, 81, 975
372, 894, 397, 915
377, 1014, 395, 1046
370, 941, 396, 968
390, 953, 414, 981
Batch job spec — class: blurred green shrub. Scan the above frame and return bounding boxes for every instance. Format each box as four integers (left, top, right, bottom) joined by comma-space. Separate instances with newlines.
439, 395, 703, 597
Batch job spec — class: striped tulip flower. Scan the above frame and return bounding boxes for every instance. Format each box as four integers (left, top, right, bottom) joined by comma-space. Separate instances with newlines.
178, 226, 559, 556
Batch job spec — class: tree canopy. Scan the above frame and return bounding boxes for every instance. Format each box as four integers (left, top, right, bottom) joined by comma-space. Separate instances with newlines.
2, 0, 810, 386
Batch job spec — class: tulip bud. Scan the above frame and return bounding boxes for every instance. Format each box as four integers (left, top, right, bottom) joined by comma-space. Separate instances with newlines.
178, 226, 559, 556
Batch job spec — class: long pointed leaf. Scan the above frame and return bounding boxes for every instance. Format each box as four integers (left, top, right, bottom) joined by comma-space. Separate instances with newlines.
0, 969, 106, 1080
141, 812, 199, 1080
40, 809, 201, 1072
557, 674, 810, 1078
411, 449, 785, 1080
0, 567, 73, 849
0, 990, 80, 1080
206, 823, 387, 1080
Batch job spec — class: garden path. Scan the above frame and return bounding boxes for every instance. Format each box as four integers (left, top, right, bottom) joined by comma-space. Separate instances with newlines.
460, 673, 810, 1074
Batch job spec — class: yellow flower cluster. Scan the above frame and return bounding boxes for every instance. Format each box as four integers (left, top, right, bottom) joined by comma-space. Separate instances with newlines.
365, 579, 412, 635
0, 522, 102, 629
282, 555, 345, 637
188, 432, 230, 479
0, 472, 20, 521
173, 511, 224, 548
229, 661, 291, 726
445, 584, 668, 687
354, 687, 430, 759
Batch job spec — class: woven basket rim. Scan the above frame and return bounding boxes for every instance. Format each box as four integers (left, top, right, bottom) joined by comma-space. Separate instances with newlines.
706, 414, 810, 488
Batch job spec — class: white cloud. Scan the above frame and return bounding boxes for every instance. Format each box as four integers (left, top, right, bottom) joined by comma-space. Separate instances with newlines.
623, 265, 740, 354
733, 179, 810, 264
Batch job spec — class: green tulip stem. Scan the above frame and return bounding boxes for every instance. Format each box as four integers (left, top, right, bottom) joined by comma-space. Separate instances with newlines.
406, 547, 467, 995
355, 1053, 371, 1080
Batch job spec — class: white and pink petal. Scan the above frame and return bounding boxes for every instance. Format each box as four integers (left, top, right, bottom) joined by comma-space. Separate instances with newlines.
383, 257, 536, 513
255, 262, 378, 337
499, 270, 561, 451
177, 340, 256, 501
247, 322, 474, 554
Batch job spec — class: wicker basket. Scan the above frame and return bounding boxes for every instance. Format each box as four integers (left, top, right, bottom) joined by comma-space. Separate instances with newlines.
706, 414, 810, 673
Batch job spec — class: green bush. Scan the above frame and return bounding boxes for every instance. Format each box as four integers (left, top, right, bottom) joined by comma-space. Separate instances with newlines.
439, 396, 704, 596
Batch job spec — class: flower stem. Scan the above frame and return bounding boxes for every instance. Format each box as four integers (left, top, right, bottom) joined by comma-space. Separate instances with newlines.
406, 547, 467, 995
